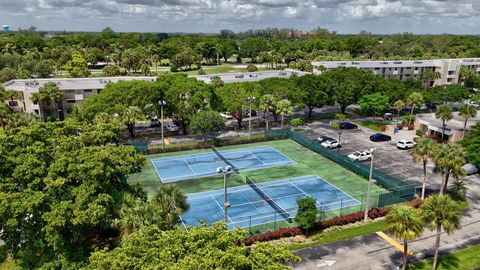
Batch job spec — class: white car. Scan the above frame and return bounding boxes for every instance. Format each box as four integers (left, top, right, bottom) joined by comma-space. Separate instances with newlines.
166, 123, 180, 132
396, 140, 416, 150
468, 101, 479, 108
220, 112, 233, 119
348, 150, 372, 161
321, 139, 341, 149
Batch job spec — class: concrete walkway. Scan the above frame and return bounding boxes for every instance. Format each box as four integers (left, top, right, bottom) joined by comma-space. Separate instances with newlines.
292, 174, 480, 270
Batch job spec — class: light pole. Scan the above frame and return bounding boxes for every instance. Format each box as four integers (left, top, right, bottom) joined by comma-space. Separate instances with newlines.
158, 100, 166, 149
246, 96, 255, 140
217, 165, 233, 225
337, 131, 342, 153
364, 148, 376, 222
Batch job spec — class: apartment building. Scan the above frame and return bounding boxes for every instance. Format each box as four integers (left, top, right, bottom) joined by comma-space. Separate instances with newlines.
3, 77, 156, 120
312, 58, 480, 86
2, 70, 308, 119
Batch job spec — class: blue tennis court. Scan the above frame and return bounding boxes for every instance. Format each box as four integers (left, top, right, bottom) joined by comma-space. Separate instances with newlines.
180, 175, 360, 230
151, 146, 295, 183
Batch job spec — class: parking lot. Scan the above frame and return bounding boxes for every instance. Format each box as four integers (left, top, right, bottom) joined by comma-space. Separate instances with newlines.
301, 121, 440, 193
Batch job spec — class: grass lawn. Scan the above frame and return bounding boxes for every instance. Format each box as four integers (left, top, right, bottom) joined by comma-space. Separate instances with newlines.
354, 120, 393, 132
408, 244, 480, 270
289, 220, 387, 250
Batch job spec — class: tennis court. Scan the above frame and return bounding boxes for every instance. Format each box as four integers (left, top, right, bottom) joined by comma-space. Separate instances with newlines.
180, 175, 360, 230
151, 146, 295, 183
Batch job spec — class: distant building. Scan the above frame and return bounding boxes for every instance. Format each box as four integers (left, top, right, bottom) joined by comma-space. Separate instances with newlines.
3, 70, 309, 120
2, 25, 9, 32
415, 111, 480, 142
312, 58, 480, 87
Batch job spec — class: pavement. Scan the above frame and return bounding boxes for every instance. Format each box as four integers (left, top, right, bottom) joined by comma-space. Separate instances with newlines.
292, 173, 480, 270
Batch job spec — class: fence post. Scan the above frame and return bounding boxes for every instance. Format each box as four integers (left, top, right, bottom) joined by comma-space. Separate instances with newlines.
249, 216, 252, 235
274, 212, 277, 230
340, 198, 343, 216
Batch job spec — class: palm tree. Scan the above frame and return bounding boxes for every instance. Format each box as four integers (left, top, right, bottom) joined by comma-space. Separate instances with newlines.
276, 99, 293, 128
122, 106, 145, 138
406, 92, 424, 125
386, 205, 424, 270
421, 194, 462, 270
433, 143, 466, 194
258, 94, 277, 131
411, 138, 437, 200
435, 104, 453, 142
4, 90, 19, 110
421, 68, 441, 91
42, 82, 63, 119
450, 178, 468, 199
458, 66, 474, 85
151, 184, 189, 230
458, 104, 477, 139
393, 100, 405, 121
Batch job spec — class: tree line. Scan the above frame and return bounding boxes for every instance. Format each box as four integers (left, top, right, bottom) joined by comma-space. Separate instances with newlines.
3, 27, 480, 82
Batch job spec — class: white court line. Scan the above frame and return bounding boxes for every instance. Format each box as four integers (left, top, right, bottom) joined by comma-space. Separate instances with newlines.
248, 149, 267, 166
182, 158, 197, 176
311, 174, 361, 205
211, 195, 233, 223
288, 181, 311, 198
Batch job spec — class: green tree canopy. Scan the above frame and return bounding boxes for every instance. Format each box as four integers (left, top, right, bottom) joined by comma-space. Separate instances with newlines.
294, 197, 318, 232
358, 92, 390, 119
83, 223, 300, 270
462, 122, 480, 166
189, 110, 226, 136
0, 120, 145, 268
217, 82, 257, 128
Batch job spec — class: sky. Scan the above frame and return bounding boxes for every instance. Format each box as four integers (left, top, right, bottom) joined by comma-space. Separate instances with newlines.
1, 0, 480, 34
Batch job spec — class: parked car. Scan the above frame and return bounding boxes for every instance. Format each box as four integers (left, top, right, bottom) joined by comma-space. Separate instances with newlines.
462, 163, 479, 175
166, 122, 180, 132
149, 116, 160, 127
348, 150, 372, 161
317, 136, 334, 143
220, 112, 233, 119
396, 139, 416, 149
383, 113, 393, 120
468, 101, 479, 108
321, 139, 341, 149
370, 133, 392, 142
339, 122, 358, 130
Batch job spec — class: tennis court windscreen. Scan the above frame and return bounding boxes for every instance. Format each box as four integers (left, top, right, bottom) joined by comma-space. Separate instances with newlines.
211, 146, 239, 173
246, 176, 291, 222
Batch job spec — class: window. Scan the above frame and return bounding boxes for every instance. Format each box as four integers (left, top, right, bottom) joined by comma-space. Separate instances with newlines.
84, 89, 92, 93
34, 109, 39, 115
97, 89, 101, 94
67, 100, 76, 104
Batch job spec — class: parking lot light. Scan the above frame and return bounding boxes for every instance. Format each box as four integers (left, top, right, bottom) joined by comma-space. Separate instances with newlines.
337, 131, 342, 152
217, 166, 233, 226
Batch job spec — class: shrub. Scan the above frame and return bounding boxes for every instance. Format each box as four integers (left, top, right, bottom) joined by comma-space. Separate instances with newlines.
415, 129, 424, 136
409, 198, 424, 208
246, 64, 258, 72
290, 118, 304, 127
197, 68, 206, 75
402, 115, 415, 124
397, 124, 414, 130
294, 198, 318, 232
245, 227, 303, 245
46, 116, 57, 122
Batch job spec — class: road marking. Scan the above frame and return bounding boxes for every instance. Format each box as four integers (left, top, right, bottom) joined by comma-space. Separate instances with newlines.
376, 231, 413, 256
317, 260, 336, 267
164, 137, 170, 145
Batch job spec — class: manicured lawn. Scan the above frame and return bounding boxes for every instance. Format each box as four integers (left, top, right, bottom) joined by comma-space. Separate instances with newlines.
354, 120, 392, 132
408, 244, 480, 270
289, 220, 387, 250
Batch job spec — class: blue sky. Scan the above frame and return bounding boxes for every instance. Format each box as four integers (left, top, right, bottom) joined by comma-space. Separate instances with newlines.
1, 0, 479, 34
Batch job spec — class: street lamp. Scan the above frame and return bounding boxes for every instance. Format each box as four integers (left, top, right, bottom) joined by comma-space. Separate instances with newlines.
158, 100, 166, 149
217, 165, 233, 225
246, 96, 256, 140
364, 148, 376, 222
337, 131, 342, 153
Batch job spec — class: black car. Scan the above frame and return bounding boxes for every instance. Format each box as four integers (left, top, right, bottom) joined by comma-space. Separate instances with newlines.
339, 122, 358, 129
317, 136, 334, 143
370, 133, 392, 142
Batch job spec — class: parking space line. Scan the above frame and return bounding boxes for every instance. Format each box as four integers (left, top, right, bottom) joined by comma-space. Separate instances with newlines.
376, 231, 413, 256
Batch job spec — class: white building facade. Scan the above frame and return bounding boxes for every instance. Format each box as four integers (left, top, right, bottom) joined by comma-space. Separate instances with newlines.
312, 58, 480, 86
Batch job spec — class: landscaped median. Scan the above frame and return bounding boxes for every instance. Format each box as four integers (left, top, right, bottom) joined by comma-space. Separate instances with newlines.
408, 244, 480, 270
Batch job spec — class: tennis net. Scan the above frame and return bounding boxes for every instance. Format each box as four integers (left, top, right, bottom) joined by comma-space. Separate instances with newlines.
246, 176, 291, 222
211, 146, 239, 173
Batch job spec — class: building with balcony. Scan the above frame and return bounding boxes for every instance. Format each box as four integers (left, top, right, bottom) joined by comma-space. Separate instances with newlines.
312, 58, 480, 87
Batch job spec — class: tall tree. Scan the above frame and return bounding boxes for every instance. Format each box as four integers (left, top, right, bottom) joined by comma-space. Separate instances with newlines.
411, 138, 438, 200
421, 68, 441, 91
386, 205, 424, 270
217, 82, 256, 128
294, 74, 330, 117
433, 143, 466, 194
421, 194, 462, 270
258, 94, 277, 131
393, 100, 405, 120
276, 99, 293, 128
461, 122, 480, 166
358, 92, 390, 120
122, 106, 144, 138
458, 104, 477, 140
151, 184, 189, 230
63, 52, 90, 78
435, 104, 453, 142
189, 110, 226, 137
406, 92, 424, 125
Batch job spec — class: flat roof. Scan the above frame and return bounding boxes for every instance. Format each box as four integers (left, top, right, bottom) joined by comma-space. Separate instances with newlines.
417, 111, 480, 131
312, 58, 480, 69
192, 70, 310, 83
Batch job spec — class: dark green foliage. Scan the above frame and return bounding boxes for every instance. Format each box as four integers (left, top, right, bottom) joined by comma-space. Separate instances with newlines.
294, 197, 318, 231
189, 110, 226, 135
462, 122, 480, 166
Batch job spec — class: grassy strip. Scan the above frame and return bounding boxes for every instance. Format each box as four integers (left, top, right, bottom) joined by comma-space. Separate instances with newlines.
353, 121, 387, 132
289, 220, 387, 250
408, 244, 480, 270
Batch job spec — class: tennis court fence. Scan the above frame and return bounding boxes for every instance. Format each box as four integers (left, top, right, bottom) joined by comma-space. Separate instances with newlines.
264, 128, 416, 205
